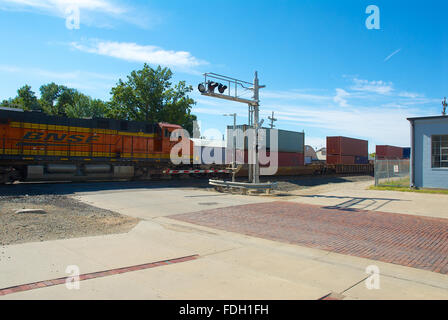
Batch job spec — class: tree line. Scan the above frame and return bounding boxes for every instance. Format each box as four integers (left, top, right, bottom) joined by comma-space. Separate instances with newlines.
0, 64, 197, 134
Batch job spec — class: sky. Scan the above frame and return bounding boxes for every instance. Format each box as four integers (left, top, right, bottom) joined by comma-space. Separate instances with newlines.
0, 0, 446, 152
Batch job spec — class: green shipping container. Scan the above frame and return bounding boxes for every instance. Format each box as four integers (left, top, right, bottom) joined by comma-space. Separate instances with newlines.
227, 126, 305, 153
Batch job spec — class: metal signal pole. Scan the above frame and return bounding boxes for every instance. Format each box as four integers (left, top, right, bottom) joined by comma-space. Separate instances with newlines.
253, 72, 261, 183
224, 113, 237, 182
198, 71, 265, 185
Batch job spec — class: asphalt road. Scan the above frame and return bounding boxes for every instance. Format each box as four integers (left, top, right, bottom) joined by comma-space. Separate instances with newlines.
0, 174, 373, 196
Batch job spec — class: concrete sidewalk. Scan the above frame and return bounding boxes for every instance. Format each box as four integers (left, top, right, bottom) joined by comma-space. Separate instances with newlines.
1, 217, 447, 300
1, 185, 447, 300
73, 188, 277, 220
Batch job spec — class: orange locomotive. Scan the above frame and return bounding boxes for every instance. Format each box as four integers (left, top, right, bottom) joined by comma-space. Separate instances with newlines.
0, 108, 193, 183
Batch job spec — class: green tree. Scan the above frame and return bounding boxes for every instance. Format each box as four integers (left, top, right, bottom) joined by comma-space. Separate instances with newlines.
109, 64, 197, 134
55, 87, 77, 115
39, 82, 62, 114
39, 83, 78, 116
159, 80, 197, 134
65, 92, 108, 119
39, 82, 61, 106
89, 99, 108, 118
1, 99, 14, 108
15, 85, 41, 111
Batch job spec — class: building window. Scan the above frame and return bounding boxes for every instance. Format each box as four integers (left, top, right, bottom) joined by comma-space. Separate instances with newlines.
432, 135, 448, 168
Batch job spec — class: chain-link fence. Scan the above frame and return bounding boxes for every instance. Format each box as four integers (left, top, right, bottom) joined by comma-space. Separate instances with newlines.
374, 159, 410, 187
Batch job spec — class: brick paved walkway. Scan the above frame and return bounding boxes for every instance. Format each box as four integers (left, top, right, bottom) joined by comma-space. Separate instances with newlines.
172, 201, 448, 274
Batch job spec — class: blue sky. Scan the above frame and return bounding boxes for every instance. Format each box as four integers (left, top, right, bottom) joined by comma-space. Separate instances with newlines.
0, 0, 446, 152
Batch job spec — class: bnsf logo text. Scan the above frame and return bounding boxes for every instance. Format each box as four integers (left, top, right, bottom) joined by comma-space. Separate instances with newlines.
23, 132, 100, 143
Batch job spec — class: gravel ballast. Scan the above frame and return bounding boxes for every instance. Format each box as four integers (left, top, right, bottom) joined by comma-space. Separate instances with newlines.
0, 194, 139, 246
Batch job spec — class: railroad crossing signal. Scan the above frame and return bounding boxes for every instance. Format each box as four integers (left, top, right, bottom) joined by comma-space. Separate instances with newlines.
198, 72, 266, 184
198, 73, 263, 106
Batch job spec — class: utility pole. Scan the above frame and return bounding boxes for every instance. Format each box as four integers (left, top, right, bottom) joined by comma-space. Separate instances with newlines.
268, 111, 277, 129
443, 97, 447, 116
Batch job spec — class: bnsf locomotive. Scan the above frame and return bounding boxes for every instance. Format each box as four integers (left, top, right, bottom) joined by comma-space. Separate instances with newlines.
0, 108, 195, 183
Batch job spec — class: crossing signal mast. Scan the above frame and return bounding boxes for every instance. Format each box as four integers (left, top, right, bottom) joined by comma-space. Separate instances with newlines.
198, 72, 271, 188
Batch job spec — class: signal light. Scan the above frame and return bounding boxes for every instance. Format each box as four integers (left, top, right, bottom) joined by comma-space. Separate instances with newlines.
198, 83, 206, 93
208, 81, 219, 93
198, 80, 228, 95
218, 84, 227, 94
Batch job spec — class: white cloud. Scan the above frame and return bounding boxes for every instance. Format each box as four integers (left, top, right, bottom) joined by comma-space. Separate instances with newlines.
0, 0, 153, 28
351, 78, 393, 95
269, 104, 419, 147
398, 91, 422, 99
333, 88, 350, 107
0, 64, 117, 81
193, 76, 436, 150
70, 40, 208, 73
262, 90, 332, 103
0, 64, 117, 98
0, 0, 124, 15
194, 100, 419, 148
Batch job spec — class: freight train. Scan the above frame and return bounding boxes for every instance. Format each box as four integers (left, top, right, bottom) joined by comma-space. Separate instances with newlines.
0, 108, 373, 184
0, 108, 196, 183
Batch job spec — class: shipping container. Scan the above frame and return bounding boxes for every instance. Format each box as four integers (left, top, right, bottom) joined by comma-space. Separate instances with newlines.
192, 139, 227, 165
276, 129, 305, 153
327, 154, 355, 165
226, 125, 250, 150
193, 146, 227, 165
227, 126, 305, 153
227, 149, 304, 167
376, 145, 403, 159
261, 151, 305, 167
326, 136, 368, 157
354, 156, 369, 164
402, 147, 411, 159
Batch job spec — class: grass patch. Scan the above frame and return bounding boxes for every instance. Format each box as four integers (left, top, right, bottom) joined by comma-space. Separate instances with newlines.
369, 185, 448, 195
377, 178, 410, 188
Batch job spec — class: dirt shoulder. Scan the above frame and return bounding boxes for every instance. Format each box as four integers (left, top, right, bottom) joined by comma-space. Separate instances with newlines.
0, 194, 139, 246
